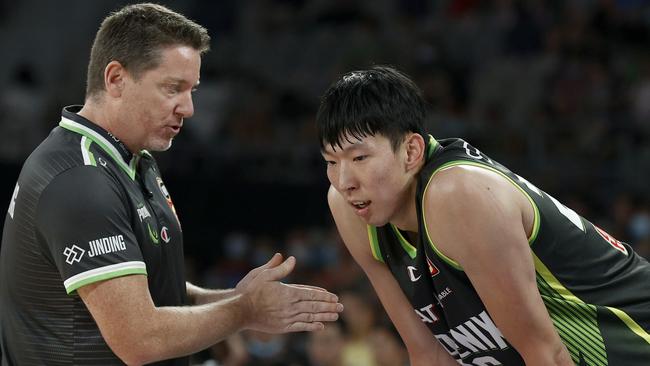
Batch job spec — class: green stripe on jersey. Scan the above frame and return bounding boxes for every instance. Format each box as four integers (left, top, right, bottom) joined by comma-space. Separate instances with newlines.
60, 117, 136, 180
534, 255, 607, 365
64, 261, 147, 294
390, 224, 417, 259
368, 226, 384, 263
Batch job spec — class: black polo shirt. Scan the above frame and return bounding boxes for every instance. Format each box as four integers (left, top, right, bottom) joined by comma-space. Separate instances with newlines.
0, 106, 187, 365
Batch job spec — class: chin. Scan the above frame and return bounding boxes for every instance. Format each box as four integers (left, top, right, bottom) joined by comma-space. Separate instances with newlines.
365, 215, 390, 227
146, 139, 173, 152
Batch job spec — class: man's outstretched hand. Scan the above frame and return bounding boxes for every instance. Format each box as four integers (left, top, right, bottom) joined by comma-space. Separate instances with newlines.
237, 253, 344, 333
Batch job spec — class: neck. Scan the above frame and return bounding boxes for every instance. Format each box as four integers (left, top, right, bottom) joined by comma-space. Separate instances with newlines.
78, 100, 139, 154
389, 178, 420, 233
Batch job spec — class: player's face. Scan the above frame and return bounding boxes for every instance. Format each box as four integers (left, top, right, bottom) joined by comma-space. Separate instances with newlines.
322, 134, 412, 226
121, 45, 200, 152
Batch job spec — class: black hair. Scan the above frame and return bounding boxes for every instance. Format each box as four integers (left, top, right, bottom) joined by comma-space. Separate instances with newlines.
316, 66, 426, 151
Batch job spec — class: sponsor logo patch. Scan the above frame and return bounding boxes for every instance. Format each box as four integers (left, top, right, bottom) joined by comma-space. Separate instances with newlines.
161, 226, 171, 243
88, 234, 127, 257
426, 256, 440, 277
156, 176, 181, 227
407, 265, 421, 282
63, 245, 85, 264
137, 204, 152, 222
594, 225, 628, 255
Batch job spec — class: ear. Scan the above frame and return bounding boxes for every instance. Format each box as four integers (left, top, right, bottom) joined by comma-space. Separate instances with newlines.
403, 133, 425, 171
104, 61, 127, 98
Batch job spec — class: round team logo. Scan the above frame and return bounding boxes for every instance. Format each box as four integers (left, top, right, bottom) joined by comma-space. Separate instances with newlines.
156, 176, 181, 228
161, 226, 171, 243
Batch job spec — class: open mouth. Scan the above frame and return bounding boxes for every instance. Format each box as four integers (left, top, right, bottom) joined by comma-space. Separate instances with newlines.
351, 200, 371, 210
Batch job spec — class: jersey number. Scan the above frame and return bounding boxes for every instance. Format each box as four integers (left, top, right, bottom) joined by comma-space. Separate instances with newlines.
8, 183, 19, 219
515, 175, 585, 232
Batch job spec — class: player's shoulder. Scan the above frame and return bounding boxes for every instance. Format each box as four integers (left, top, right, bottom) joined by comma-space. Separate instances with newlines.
424, 163, 518, 214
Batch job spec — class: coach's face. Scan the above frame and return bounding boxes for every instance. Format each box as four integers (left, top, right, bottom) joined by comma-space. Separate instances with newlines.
121, 45, 200, 152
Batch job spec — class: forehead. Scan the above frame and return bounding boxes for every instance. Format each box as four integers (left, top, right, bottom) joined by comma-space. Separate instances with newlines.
144, 45, 201, 83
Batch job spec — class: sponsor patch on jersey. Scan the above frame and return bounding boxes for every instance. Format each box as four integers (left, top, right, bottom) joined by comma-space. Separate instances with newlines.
63, 245, 85, 265
136, 203, 151, 222
88, 234, 127, 258
426, 256, 440, 277
407, 265, 421, 282
156, 176, 180, 227
594, 225, 628, 255
148, 223, 159, 244
161, 226, 171, 243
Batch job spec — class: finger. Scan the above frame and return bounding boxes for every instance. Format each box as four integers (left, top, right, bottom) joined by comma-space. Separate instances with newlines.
264, 252, 283, 268
263, 256, 296, 281
291, 312, 340, 324
243, 253, 282, 280
286, 321, 324, 333
292, 286, 339, 303
290, 300, 344, 315
287, 284, 328, 292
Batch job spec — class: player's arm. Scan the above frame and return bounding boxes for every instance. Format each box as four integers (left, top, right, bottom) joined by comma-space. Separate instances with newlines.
38, 167, 342, 365
425, 166, 573, 365
328, 186, 457, 366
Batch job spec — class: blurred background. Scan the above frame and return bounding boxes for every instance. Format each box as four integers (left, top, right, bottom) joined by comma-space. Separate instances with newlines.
1, 0, 650, 364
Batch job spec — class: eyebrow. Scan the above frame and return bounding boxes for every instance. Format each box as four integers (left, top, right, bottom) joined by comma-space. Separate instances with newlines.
163, 77, 200, 88
322, 141, 367, 155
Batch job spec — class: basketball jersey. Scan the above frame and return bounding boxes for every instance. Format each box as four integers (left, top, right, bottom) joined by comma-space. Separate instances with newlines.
369, 136, 650, 365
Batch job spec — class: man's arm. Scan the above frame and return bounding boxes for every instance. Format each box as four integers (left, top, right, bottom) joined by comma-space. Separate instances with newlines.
328, 186, 457, 366
79, 255, 342, 365
425, 165, 574, 365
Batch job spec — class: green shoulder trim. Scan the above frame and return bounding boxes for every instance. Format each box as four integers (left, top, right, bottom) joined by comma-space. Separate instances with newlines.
367, 226, 384, 263
389, 224, 417, 259
426, 135, 439, 160
64, 261, 147, 294
421, 160, 541, 271
60, 117, 137, 180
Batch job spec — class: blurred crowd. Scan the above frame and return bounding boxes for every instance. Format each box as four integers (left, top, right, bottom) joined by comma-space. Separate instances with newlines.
1, 0, 650, 364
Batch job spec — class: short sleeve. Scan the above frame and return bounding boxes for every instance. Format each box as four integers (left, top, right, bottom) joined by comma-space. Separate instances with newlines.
36, 166, 147, 294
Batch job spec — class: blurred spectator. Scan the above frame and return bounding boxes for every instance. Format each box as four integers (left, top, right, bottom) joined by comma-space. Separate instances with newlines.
368, 326, 408, 366
306, 322, 346, 366
340, 291, 378, 366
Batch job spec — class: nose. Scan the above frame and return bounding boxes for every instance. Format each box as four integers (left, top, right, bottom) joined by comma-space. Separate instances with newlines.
175, 91, 194, 118
337, 162, 357, 193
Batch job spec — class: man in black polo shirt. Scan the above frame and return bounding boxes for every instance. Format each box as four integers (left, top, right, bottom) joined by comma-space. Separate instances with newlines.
0, 4, 342, 365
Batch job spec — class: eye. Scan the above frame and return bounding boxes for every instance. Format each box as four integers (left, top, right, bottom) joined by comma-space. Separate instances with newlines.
325, 160, 336, 166
164, 84, 181, 95
353, 155, 368, 162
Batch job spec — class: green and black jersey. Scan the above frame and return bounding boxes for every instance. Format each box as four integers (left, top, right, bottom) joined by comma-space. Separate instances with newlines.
0, 106, 187, 365
369, 136, 650, 365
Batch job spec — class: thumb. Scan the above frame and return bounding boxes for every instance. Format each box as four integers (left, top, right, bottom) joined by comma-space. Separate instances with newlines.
263, 256, 296, 281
